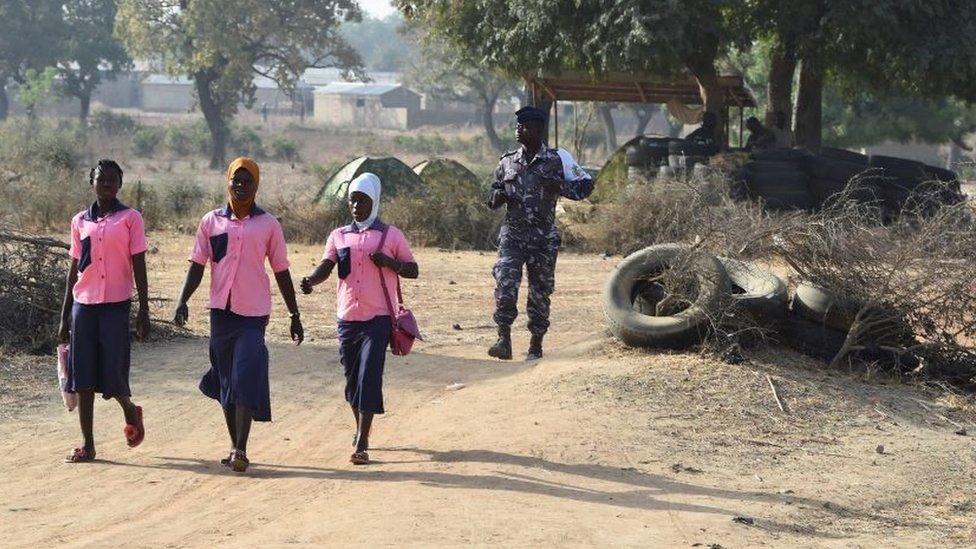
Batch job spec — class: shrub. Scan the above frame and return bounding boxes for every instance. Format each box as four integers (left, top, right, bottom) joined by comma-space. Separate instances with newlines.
271, 194, 348, 244
231, 125, 264, 157
164, 124, 193, 155
164, 180, 207, 217
271, 136, 299, 163
89, 110, 138, 135
384, 171, 503, 250
133, 126, 163, 157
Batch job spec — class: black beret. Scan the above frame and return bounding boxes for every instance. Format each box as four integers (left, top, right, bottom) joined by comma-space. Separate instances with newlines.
515, 106, 548, 124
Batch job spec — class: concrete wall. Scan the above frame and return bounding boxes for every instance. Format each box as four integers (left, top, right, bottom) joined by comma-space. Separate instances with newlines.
314, 93, 412, 130
141, 83, 195, 112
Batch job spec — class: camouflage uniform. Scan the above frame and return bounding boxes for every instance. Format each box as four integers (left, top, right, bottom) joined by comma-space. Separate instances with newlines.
487, 145, 593, 336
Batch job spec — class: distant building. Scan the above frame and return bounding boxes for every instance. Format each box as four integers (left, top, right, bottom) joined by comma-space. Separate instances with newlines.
313, 83, 421, 130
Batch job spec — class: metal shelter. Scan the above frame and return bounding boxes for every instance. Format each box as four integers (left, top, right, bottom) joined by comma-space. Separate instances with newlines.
524, 70, 757, 147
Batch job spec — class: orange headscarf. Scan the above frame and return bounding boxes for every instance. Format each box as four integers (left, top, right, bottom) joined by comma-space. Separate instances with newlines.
226, 156, 260, 219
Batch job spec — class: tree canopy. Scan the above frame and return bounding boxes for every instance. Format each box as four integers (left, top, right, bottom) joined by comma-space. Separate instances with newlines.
117, 0, 366, 168
58, 0, 132, 121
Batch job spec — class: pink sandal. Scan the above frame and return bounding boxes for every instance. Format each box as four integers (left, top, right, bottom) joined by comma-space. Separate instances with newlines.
65, 447, 96, 463
123, 405, 145, 448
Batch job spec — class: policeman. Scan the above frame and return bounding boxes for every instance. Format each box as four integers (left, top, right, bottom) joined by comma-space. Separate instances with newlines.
486, 106, 594, 360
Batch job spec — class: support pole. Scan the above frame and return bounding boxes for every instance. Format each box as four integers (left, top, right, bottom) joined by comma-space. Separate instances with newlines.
554, 99, 559, 148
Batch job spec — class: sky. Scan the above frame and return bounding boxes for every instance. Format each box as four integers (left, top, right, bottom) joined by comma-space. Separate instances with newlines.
358, 0, 397, 18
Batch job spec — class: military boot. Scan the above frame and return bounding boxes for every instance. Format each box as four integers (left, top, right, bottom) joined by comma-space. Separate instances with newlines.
526, 334, 544, 360
487, 325, 512, 360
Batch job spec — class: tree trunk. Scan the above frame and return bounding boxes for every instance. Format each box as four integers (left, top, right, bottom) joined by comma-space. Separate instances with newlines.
195, 71, 228, 169
794, 54, 824, 151
79, 93, 91, 123
686, 51, 725, 148
480, 91, 505, 152
0, 86, 7, 121
765, 39, 797, 127
597, 104, 617, 152
633, 104, 654, 135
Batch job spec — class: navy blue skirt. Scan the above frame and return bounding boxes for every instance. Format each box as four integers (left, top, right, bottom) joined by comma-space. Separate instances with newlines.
200, 309, 271, 422
68, 300, 132, 400
337, 316, 392, 414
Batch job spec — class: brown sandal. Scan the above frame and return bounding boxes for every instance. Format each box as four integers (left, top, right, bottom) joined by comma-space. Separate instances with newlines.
350, 451, 369, 465
230, 450, 249, 473
65, 447, 96, 463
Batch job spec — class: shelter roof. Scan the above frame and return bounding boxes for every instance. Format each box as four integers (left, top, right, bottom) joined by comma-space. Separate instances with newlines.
525, 70, 756, 107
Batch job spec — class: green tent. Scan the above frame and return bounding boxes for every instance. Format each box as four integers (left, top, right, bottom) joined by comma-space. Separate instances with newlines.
315, 156, 423, 203
412, 158, 481, 193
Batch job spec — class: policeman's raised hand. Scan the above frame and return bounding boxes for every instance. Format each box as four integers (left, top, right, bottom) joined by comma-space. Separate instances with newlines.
369, 252, 395, 269
173, 302, 189, 327
300, 276, 314, 295
290, 316, 304, 345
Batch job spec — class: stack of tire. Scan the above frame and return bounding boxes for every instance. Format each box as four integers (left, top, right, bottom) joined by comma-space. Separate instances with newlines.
624, 136, 672, 182
738, 148, 815, 211
737, 147, 962, 216
799, 148, 879, 208
603, 244, 915, 368
864, 155, 963, 220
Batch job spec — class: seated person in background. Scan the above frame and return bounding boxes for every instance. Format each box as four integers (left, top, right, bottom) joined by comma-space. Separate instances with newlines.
744, 116, 776, 152
684, 111, 721, 156
769, 110, 794, 148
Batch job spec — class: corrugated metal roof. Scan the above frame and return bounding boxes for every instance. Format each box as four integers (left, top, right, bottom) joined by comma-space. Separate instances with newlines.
315, 82, 403, 96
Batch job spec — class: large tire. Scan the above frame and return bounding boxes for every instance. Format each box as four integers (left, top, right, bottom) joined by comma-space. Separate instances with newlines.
750, 147, 813, 162
718, 257, 787, 322
604, 244, 729, 349
790, 282, 856, 331
782, 315, 848, 361
820, 147, 867, 165
808, 178, 847, 206
800, 156, 870, 183
746, 160, 800, 173
868, 155, 927, 180
742, 169, 814, 210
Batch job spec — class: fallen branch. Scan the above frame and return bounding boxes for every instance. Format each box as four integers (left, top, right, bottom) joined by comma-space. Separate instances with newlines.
766, 374, 787, 414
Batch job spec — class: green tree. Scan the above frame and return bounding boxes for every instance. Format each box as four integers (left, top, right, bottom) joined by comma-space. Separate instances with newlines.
117, 0, 366, 168
740, 0, 976, 149
58, 0, 132, 122
341, 14, 417, 71
398, 0, 748, 146
0, 0, 63, 120
405, 36, 518, 152
18, 67, 59, 119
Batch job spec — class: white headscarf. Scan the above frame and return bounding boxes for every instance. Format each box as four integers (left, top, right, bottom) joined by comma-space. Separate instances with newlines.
348, 172, 381, 231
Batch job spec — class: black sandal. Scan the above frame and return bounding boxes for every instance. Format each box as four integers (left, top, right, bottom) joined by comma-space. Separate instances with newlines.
220, 450, 234, 467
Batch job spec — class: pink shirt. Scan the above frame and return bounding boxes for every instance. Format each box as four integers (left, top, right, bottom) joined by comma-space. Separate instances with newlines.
69, 201, 148, 304
324, 221, 415, 322
190, 205, 290, 317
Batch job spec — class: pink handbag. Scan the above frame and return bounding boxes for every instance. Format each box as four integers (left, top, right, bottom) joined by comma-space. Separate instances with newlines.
376, 226, 422, 355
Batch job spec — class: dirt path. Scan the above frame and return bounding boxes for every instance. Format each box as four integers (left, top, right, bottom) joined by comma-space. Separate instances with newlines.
1, 244, 974, 547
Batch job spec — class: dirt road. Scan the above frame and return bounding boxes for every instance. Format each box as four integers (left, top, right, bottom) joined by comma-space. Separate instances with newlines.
1, 242, 974, 547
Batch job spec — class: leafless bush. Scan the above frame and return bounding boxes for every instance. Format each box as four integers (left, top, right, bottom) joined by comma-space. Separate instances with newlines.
775, 184, 976, 388
0, 228, 70, 353
584, 171, 807, 258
